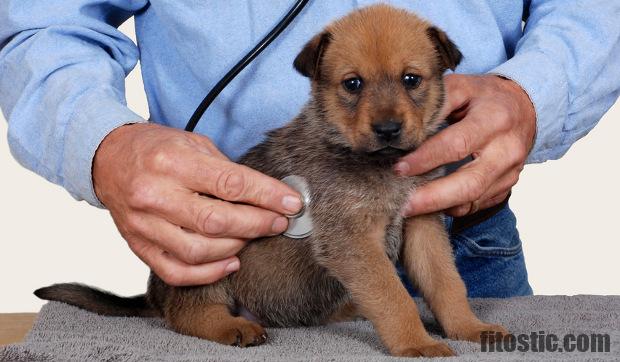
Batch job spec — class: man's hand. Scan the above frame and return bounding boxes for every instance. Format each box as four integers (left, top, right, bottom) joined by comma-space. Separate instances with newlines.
396, 74, 536, 217
93, 123, 302, 286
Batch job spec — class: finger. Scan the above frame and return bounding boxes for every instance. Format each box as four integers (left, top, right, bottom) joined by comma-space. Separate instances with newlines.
437, 74, 474, 120
179, 155, 303, 216
395, 114, 495, 176
403, 169, 486, 217
445, 191, 509, 217
479, 169, 518, 203
403, 154, 505, 216
445, 169, 518, 217
159, 193, 289, 239
445, 203, 475, 218
127, 237, 240, 286
128, 213, 246, 265
478, 190, 511, 211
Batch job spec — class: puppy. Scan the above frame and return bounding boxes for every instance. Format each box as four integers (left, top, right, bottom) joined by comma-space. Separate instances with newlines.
36, 5, 507, 357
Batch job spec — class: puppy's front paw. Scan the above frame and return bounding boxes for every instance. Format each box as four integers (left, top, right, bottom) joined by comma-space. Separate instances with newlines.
447, 322, 509, 344
215, 318, 268, 347
396, 341, 455, 358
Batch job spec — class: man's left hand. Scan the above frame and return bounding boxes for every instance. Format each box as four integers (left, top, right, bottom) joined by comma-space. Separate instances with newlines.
396, 74, 536, 217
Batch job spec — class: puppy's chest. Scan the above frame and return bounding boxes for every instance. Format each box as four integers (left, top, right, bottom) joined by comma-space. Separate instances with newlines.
313, 169, 416, 216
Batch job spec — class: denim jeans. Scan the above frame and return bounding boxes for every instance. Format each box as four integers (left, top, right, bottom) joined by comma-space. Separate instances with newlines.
399, 202, 533, 298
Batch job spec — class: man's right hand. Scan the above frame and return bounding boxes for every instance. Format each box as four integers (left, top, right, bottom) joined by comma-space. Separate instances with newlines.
92, 123, 303, 286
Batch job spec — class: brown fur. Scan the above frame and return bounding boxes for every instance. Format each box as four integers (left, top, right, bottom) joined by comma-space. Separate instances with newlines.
35, 5, 507, 357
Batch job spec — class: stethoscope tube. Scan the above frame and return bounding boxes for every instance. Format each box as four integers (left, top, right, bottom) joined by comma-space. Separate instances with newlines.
185, 0, 310, 132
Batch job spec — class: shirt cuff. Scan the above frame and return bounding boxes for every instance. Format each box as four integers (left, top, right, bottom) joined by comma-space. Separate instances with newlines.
63, 88, 146, 208
488, 51, 569, 164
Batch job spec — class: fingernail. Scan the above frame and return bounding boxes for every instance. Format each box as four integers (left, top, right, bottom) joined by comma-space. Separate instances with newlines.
225, 259, 240, 274
282, 195, 303, 214
394, 162, 410, 176
272, 217, 288, 234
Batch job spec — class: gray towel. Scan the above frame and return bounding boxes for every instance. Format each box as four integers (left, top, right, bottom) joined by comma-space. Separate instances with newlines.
1, 295, 618, 361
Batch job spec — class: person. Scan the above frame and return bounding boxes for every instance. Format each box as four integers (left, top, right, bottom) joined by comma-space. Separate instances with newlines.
1, 1, 619, 297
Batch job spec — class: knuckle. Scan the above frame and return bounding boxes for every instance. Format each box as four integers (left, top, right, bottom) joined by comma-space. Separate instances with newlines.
509, 153, 525, 168
494, 111, 512, 132
124, 215, 144, 234
450, 131, 472, 161
506, 140, 528, 167
115, 219, 134, 240
494, 191, 510, 205
215, 169, 246, 201
252, 183, 271, 205
127, 178, 159, 209
195, 205, 227, 236
448, 74, 467, 88
160, 268, 184, 286
450, 205, 470, 217
509, 171, 520, 186
124, 236, 143, 254
125, 238, 155, 266
514, 144, 528, 164
463, 171, 486, 201
147, 149, 175, 172
446, 87, 464, 107
449, 85, 464, 98
183, 240, 208, 265
251, 214, 274, 236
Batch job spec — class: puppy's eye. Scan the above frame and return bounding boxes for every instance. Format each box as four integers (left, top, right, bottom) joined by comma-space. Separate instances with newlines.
342, 77, 364, 93
402, 74, 422, 89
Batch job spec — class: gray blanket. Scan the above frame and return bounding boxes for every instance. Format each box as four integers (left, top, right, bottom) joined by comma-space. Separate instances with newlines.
1, 295, 618, 361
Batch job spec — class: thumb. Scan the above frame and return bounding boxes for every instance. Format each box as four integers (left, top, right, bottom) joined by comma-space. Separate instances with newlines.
438, 74, 473, 121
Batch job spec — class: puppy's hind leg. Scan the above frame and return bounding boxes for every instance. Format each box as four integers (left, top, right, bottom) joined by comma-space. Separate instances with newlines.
163, 285, 267, 347
401, 214, 508, 343
168, 304, 267, 346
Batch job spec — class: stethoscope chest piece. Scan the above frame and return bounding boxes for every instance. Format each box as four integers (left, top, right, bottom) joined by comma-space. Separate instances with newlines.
281, 175, 313, 239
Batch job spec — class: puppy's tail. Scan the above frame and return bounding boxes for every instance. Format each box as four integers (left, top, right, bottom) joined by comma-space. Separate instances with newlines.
34, 283, 158, 318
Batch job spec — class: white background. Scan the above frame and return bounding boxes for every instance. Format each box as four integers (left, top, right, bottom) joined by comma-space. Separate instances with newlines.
1, 20, 619, 312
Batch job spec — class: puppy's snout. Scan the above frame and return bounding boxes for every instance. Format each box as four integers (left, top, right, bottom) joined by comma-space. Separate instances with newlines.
372, 120, 402, 143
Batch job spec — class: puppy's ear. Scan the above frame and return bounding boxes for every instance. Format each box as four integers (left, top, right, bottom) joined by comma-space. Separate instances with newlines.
426, 27, 462, 71
294, 32, 331, 80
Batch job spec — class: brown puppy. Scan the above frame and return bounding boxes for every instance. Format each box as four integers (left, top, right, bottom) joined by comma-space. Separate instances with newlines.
35, 5, 507, 357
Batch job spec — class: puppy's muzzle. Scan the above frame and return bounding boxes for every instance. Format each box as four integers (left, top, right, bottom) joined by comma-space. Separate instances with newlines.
372, 120, 402, 144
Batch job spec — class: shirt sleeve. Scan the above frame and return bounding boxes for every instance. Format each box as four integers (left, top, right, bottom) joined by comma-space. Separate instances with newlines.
0, 0, 149, 207
489, 0, 620, 164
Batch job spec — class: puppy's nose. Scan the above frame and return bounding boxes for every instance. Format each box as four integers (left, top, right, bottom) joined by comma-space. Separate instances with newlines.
372, 120, 402, 143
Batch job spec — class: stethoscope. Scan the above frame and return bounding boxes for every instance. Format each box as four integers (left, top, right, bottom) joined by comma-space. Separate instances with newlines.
184, 0, 309, 133
184, 0, 313, 238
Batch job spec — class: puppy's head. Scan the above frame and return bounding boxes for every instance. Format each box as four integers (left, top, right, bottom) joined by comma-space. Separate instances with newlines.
294, 5, 461, 157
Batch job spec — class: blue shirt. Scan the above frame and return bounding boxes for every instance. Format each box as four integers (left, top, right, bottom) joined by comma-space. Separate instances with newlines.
1, 0, 619, 207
